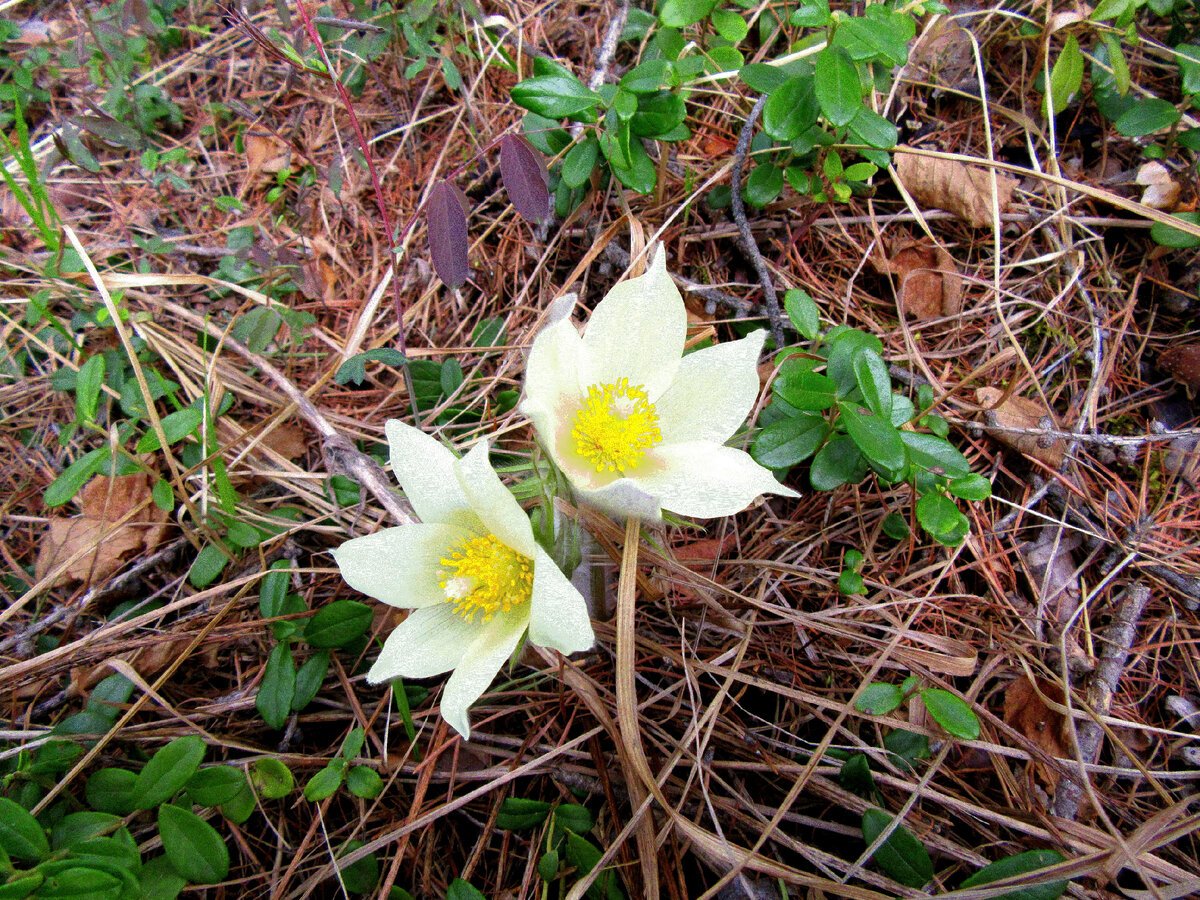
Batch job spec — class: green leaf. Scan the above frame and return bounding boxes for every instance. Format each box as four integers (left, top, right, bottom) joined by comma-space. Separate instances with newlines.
901, 432, 971, 478
1114, 98, 1180, 136
561, 137, 599, 189
833, 15, 909, 65
659, 0, 719, 28
881, 511, 910, 540
855, 683, 904, 716
763, 75, 819, 142
138, 855, 186, 900
960, 849, 1068, 900
292, 651, 329, 711
849, 107, 897, 150
791, 0, 831, 27
497, 798, 553, 831
341, 727, 365, 760
259, 560, 291, 619
553, 803, 596, 835
256, 642, 296, 729
814, 46, 862, 127
884, 729, 929, 770
44, 448, 108, 507
337, 841, 379, 894
249, 758, 295, 799
218, 782, 255, 824
949, 473, 991, 500
188, 543, 228, 589
511, 76, 601, 119
852, 347, 892, 420
85, 768, 137, 816
132, 736, 206, 810
538, 850, 560, 881
810, 434, 864, 491
839, 402, 906, 473
562, 831, 624, 900
1091, 0, 1135, 19
631, 91, 686, 138
157, 804, 230, 885
0, 873, 43, 898
305, 600, 372, 649
920, 688, 980, 739
74, 355, 105, 424
710, 8, 748, 42
304, 761, 346, 801
916, 493, 969, 545
186, 767, 247, 807
839, 752, 874, 795
24, 866, 122, 899
345, 766, 384, 799
744, 163, 783, 207
1101, 34, 1131, 95
1150, 212, 1200, 248
446, 879, 488, 900
1045, 35, 1083, 117
234, 306, 282, 354
0, 797, 50, 861
620, 60, 674, 94
827, 329, 883, 394
752, 414, 826, 469
135, 407, 202, 453
783, 288, 820, 339
608, 136, 657, 194
151, 478, 174, 511
334, 349, 407, 386
738, 62, 790, 94
861, 808, 933, 888
613, 88, 638, 120
838, 569, 865, 595
773, 372, 837, 410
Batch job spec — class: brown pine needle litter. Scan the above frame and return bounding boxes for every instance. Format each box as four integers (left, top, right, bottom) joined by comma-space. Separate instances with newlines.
2, 2, 1200, 899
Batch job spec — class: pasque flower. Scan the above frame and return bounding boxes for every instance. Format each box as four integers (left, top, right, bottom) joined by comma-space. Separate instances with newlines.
332, 421, 594, 739
520, 248, 799, 520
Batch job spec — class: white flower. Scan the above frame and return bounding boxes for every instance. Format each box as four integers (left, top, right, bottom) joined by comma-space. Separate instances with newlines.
520, 248, 800, 521
332, 421, 595, 739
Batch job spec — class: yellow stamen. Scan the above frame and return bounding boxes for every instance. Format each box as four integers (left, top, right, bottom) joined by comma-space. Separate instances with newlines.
571, 377, 662, 474
438, 534, 533, 623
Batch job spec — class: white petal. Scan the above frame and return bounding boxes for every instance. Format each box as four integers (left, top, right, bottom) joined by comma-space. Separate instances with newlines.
655, 331, 767, 445
574, 477, 663, 522
455, 441, 538, 558
332, 523, 474, 609
522, 316, 584, 431
529, 546, 594, 654
366, 604, 473, 682
578, 247, 686, 400
634, 442, 799, 518
440, 608, 529, 739
385, 420, 480, 529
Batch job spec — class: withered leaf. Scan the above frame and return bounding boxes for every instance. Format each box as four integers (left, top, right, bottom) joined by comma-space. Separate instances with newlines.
975, 387, 1066, 467
1003, 676, 1068, 791
872, 239, 963, 320
499, 134, 550, 224
426, 179, 470, 289
895, 151, 1017, 228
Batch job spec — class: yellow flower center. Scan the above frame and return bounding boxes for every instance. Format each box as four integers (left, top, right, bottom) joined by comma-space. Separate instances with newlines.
438, 533, 533, 623
571, 377, 662, 474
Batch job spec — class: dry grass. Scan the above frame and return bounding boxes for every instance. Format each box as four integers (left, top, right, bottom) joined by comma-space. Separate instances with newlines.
2, 1, 1199, 898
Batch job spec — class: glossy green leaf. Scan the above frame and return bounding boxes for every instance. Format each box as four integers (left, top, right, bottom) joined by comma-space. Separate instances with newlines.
304, 760, 346, 801
861, 808, 933, 887
291, 651, 329, 712
764, 76, 819, 141
84, 767, 137, 816
497, 798, 553, 831
256, 643, 295, 729
186, 767, 247, 807
218, 782, 255, 824
710, 8, 748, 42
916, 493, 969, 546
752, 414, 826, 469
852, 347, 892, 420
345, 766, 383, 799
510, 76, 601, 119
135, 408, 202, 453
249, 758, 295, 799
132, 735, 206, 810
1114, 98, 1180, 136
920, 688, 980, 739
561, 137, 599, 189
855, 683, 904, 716
0, 797, 49, 861
901, 432, 971, 478
773, 372, 837, 410
881, 511, 910, 540
833, 16, 908, 65
1150, 212, 1200, 248
553, 803, 595, 835
138, 855, 186, 900
621, 60, 674, 94
949, 473, 991, 500
26, 866, 122, 899
744, 163, 783, 207
49, 812, 121, 850
784, 288, 820, 339
0, 873, 44, 898
608, 136, 657, 194
630, 91, 686, 137
839, 402, 906, 473
659, 0, 719, 28
305, 600, 372, 649
814, 46, 862, 127
259, 560, 291, 620
1045, 35, 1083, 117
810, 434, 864, 491
157, 804, 229, 885
738, 62, 790, 94
960, 849, 1068, 900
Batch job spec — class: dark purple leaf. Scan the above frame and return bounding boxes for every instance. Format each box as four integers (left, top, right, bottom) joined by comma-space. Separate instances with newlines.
499, 134, 550, 223
426, 180, 470, 289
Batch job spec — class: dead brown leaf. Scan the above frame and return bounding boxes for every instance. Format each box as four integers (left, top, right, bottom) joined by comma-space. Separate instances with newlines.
1136, 162, 1181, 211
261, 422, 309, 461
975, 387, 1067, 467
36, 473, 169, 588
1003, 676, 1069, 791
1019, 527, 1083, 626
909, 13, 978, 94
895, 152, 1018, 228
872, 239, 963, 320
244, 132, 291, 179
70, 635, 193, 694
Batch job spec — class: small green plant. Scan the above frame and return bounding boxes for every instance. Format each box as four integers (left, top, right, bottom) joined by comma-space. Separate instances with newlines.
497, 798, 626, 899
855, 674, 980, 740
301, 728, 383, 802
752, 289, 990, 548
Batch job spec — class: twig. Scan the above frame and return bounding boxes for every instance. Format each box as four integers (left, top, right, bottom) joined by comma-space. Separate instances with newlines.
158, 298, 414, 527
730, 95, 785, 348
1052, 582, 1153, 820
